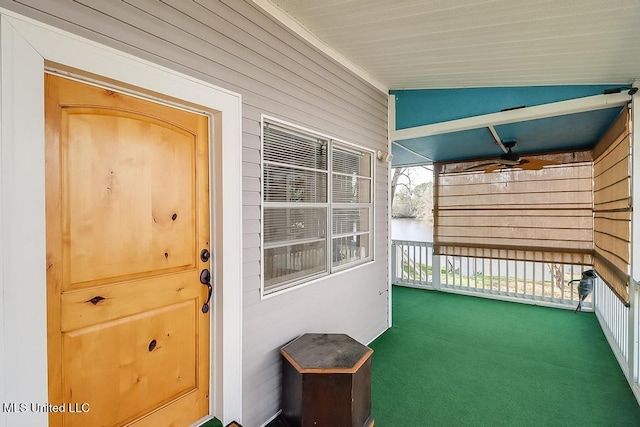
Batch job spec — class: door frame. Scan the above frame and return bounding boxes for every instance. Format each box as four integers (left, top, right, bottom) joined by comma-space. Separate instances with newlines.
0, 9, 243, 427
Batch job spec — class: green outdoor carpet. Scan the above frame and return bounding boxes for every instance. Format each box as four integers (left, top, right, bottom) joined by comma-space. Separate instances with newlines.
370, 286, 640, 426
200, 418, 223, 427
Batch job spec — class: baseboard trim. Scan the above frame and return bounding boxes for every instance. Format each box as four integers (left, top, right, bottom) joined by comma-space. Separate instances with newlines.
260, 410, 282, 427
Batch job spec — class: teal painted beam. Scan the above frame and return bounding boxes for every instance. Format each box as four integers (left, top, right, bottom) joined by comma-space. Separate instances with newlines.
391, 85, 627, 130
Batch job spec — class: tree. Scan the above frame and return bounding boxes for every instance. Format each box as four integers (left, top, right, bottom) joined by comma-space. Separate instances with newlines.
547, 263, 565, 291
391, 166, 433, 220
391, 167, 410, 206
413, 182, 434, 222
393, 187, 415, 217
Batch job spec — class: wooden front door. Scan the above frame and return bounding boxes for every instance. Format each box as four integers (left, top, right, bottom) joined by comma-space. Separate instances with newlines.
45, 74, 211, 427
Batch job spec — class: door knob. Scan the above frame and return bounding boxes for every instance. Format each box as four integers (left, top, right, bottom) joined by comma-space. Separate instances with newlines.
200, 268, 211, 284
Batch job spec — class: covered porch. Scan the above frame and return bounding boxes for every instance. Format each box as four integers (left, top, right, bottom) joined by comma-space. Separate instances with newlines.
265, 0, 640, 416
387, 86, 640, 409
244, 0, 640, 425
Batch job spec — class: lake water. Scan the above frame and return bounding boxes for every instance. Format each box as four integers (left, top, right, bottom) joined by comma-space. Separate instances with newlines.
391, 218, 433, 242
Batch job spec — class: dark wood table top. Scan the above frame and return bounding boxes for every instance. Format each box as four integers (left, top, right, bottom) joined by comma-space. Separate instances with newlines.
281, 333, 373, 374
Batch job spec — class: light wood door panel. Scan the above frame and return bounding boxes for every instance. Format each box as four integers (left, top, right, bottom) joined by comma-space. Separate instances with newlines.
62, 301, 197, 426
64, 109, 196, 287
60, 274, 199, 332
46, 74, 210, 427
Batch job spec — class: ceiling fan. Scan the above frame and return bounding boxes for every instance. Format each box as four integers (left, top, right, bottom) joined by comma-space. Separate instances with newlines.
464, 140, 558, 173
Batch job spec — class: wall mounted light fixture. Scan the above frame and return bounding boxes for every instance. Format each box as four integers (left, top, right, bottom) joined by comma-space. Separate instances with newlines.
377, 150, 393, 163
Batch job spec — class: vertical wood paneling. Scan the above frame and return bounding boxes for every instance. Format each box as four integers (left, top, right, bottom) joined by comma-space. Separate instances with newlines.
0, 1, 389, 426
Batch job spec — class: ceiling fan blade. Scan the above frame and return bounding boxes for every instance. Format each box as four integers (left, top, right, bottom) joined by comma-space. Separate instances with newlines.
463, 161, 500, 172
484, 164, 503, 173
525, 158, 559, 167
518, 158, 559, 170
518, 160, 544, 170
466, 149, 559, 174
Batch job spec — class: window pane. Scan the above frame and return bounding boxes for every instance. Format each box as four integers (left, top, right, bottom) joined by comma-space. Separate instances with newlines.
262, 120, 373, 294
264, 208, 327, 245
333, 145, 371, 177
332, 234, 370, 268
332, 175, 371, 203
263, 124, 327, 170
264, 164, 327, 203
333, 208, 369, 235
265, 241, 327, 292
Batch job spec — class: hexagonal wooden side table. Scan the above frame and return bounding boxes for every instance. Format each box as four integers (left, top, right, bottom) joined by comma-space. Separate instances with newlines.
281, 333, 374, 427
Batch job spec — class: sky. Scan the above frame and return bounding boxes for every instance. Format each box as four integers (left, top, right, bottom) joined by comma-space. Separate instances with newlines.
394, 165, 433, 188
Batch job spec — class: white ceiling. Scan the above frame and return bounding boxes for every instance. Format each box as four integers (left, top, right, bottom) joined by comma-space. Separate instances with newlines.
261, 0, 640, 90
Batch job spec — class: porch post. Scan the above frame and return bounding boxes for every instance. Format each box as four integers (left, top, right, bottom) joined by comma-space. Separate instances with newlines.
432, 252, 441, 290
390, 241, 397, 286
387, 95, 395, 328
432, 164, 441, 290
629, 81, 639, 388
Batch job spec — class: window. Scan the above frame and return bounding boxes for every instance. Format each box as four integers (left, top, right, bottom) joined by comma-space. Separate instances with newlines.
262, 119, 373, 295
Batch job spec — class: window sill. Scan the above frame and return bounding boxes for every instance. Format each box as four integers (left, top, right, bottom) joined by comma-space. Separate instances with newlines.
261, 258, 375, 300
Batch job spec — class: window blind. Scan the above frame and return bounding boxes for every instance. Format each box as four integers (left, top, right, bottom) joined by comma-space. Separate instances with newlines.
263, 123, 329, 293
434, 151, 594, 265
262, 121, 373, 295
331, 144, 372, 269
593, 107, 631, 306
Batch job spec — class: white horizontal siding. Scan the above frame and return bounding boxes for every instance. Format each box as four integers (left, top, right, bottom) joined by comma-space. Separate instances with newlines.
1, 1, 389, 426
244, 276, 262, 294
244, 247, 261, 263
242, 191, 260, 207
243, 261, 261, 279
243, 220, 261, 236
243, 162, 261, 179
243, 206, 261, 221
243, 147, 261, 163
243, 176, 261, 192
244, 134, 261, 150
242, 234, 260, 251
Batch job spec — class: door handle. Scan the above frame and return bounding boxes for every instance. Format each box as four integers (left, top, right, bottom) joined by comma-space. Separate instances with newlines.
200, 268, 213, 314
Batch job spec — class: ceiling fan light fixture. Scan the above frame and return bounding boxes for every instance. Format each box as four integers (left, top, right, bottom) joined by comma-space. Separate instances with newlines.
499, 139, 520, 164
499, 158, 520, 166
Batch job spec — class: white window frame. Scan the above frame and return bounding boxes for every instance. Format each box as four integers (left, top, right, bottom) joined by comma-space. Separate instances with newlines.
261, 116, 374, 297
